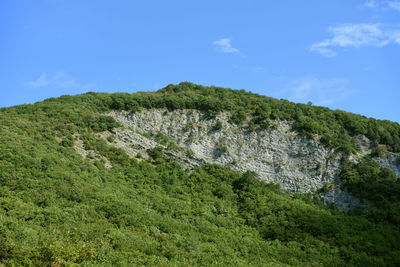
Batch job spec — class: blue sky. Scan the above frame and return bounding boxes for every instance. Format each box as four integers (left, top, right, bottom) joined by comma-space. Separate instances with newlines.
1, 0, 399, 122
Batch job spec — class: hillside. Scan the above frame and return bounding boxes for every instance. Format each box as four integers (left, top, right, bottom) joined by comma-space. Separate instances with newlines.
1, 82, 400, 266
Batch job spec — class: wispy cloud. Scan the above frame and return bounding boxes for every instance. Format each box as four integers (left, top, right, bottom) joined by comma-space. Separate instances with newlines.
389, 1, 400, 11
365, 0, 378, 8
310, 23, 400, 57
213, 38, 239, 53
27, 73, 51, 87
27, 71, 93, 89
271, 76, 356, 106
364, 0, 400, 11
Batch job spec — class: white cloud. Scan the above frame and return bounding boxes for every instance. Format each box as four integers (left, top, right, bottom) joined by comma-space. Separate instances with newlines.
271, 76, 355, 106
364, 0, 400, 11
27, 73, 51, 87
311, 47, 337, 58
27, 71, 88, 89
310, 23, 400, 56
213, 38, 239, 53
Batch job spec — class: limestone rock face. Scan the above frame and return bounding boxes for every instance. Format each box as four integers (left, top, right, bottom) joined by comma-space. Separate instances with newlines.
374, 152, 400, 177
105, 109, 399, 210
351, 135, 400, 177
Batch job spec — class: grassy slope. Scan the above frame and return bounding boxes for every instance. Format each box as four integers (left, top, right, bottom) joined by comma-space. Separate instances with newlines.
0, 83, 399, 266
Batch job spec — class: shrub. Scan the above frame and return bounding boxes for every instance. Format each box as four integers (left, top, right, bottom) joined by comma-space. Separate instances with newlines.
214, 144, 228, 157
229, 110, 247, 125
371, 146, 382, 157
107, 135, 115, 143
61, 135, 74, 147
213, 121, 223, 131
186, 149, 194, 157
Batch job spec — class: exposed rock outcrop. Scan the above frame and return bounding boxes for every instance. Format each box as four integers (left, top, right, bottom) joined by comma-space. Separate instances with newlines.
101, 109, 399, 210
374, 152, 400, 177
74, 135, 113, 168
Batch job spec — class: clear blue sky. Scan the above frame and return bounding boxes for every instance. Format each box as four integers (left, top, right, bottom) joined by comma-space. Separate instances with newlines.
1, 0, 399, 122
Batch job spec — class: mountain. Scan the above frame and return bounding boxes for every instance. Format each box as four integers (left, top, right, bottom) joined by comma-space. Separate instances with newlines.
1, 82, 399, 266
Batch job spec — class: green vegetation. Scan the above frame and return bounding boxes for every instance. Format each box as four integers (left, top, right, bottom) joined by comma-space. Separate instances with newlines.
182, 122, 193, 133
185, 149, 194, 157
215, 144, 228, 156
213, 120, 223, 131
154, 132, 170, 146
106, 135, 115, 143
48, 81, 399, 154
341, 156, 400, 224
0, 83, 400, 265
228, 109, 247, 126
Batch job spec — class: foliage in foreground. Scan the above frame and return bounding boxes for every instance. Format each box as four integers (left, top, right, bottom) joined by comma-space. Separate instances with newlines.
341, 156, 400, 225
0, 84, 400, 265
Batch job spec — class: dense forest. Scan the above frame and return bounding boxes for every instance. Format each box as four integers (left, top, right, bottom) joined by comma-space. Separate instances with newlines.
1, 82, 400, 265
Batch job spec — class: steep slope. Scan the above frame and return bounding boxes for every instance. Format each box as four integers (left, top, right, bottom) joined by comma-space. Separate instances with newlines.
106, 109, 356, 208
103, 108, 399, 210
1, 82, 400, 265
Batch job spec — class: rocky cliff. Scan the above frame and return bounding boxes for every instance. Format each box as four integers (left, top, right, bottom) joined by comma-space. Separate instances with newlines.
99, 109, 399, 210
